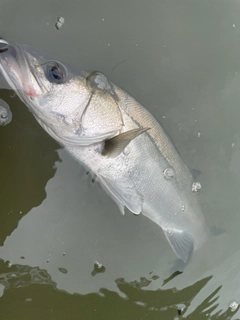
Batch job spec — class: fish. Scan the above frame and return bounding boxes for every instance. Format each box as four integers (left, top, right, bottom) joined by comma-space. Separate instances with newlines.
0, 40, 207, 262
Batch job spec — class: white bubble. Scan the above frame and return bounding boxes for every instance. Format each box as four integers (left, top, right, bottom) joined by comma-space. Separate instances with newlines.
58, 16, 65, 24
229, 301, 238, 312
167, 229, 172, 236
0, 99, 12, 126
181, 205, 186, 212
197, 132, 201, 137
233, 24, 236, 28
95, 261, 103, 268
192, 182, 201, 193
55, 17, 65, 30
163, 168, 174, 180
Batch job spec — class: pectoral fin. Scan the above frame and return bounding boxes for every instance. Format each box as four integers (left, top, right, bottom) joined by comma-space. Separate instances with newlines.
102, 127, 150, 158
98, 175, 142, 215
163, 229, 194, 263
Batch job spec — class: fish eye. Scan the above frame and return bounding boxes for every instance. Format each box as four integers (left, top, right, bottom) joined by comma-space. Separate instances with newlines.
46, 62, 66, 84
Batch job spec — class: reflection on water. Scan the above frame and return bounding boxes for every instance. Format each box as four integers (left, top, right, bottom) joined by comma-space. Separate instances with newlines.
0, 261, 54, 291
0, 259, 239, 319
0, 89, 59, 245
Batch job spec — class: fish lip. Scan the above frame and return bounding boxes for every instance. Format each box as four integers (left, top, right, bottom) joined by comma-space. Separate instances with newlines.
0, 42, 44, 97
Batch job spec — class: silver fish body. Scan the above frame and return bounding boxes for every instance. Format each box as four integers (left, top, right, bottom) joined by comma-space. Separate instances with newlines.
0, 41, 207, 262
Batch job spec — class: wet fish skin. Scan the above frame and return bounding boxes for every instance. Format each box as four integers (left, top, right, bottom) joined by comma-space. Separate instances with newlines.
0, 41, 207, 262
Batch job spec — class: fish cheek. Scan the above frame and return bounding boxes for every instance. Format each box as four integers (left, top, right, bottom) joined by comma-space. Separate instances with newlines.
80, 93, 123, 136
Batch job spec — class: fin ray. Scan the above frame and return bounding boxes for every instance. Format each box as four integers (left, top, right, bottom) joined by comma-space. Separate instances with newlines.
163, 229, 194, 263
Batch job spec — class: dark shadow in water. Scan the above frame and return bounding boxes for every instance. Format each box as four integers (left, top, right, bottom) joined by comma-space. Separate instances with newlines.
0, 89, 60, 245
162, 270, 183, 286
0, 259, 238, 320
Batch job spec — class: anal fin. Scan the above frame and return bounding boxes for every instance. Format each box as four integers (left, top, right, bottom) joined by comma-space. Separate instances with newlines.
163, 229, 194, 263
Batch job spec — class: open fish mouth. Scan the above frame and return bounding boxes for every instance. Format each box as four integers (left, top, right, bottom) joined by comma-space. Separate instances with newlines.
0, 39, 43, 98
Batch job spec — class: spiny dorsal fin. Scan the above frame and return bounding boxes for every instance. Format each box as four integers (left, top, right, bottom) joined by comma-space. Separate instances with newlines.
102, 127, 150, 158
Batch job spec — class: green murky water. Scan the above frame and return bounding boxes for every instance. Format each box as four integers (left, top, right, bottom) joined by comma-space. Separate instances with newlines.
1, 0, 240, 319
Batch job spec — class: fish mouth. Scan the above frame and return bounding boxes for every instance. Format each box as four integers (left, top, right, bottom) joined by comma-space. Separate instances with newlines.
0, 40, 43, 98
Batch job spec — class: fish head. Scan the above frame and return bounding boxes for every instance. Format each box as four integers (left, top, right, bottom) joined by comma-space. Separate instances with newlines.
0, 40, 123, 145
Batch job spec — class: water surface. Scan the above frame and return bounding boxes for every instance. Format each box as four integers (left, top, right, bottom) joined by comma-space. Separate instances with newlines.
1, 0, 240, 319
